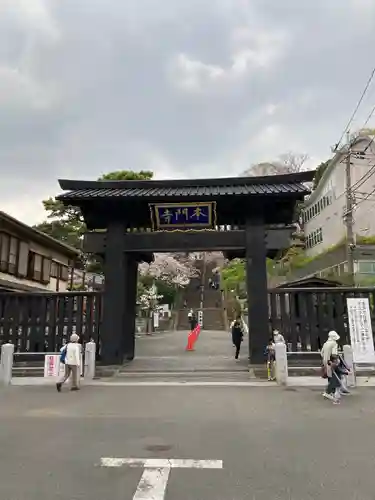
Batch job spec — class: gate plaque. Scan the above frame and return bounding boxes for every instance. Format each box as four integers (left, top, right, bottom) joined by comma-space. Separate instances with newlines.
150, 202, 216, 231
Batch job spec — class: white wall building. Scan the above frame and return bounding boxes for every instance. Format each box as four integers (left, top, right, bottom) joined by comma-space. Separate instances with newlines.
300, 135, 375, 280
303, 135, 375, 254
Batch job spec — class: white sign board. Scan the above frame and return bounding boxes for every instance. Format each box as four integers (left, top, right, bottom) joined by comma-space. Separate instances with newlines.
101, 458, 223, 499
198, 310, 203, 327
347, 297, 375, 364
44, 354, 84, 378
153, 312, 159, 328
44, 355, 65, 378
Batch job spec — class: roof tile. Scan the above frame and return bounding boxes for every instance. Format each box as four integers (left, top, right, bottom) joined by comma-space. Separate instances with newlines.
57, 182, 308, 200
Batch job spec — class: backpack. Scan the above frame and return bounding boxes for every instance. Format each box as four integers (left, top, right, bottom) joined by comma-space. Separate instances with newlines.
60, 345, 68, 364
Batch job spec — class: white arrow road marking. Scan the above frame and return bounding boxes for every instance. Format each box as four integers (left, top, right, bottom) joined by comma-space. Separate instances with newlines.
133, 467, 170, 500
100, 458, 223, 499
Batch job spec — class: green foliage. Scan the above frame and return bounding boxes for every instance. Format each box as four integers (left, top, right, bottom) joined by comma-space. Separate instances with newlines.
33, 170, 154, 271
137, 274, 177, 306
221, 259, 245, 292
221, 258, 280, 295
312, 160, 330, 190
99, 170, 153, 181
356, 235, 375, 245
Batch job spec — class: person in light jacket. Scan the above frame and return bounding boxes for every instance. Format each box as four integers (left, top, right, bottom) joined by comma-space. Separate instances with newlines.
56, 333, 81, 392
273, 329, 285, 344
321, 331, 340, 374
321, 330, 340, 396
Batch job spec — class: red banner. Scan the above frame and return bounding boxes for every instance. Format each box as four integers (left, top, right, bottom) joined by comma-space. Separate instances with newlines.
185, 324, 201, 351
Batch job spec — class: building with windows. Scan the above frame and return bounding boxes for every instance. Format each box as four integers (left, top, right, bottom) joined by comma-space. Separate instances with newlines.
0, 211, 79, 292
297, 134, 375, 282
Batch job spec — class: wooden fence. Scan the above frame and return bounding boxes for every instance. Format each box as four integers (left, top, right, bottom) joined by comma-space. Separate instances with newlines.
268, 287, 375, 351
0, 291, 102, 353
1, 287, 374, 355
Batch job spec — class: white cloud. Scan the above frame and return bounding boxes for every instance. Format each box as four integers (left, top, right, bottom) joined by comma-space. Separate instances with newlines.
169, 28, 289, 92
2, 0, 59, 41
1, 0, 375, 226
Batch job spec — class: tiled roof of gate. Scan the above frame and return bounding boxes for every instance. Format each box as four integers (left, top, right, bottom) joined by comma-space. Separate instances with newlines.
57, 171, 314, 201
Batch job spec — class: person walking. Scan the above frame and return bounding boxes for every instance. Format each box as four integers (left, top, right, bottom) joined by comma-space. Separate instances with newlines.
321, 330, 340, 398
56, 333, 81, 392
231, 317, 243, 360
188, 309, 195, 330
323, 354, 349, 404
273, 329, 285, 345
264, 338, 276, 380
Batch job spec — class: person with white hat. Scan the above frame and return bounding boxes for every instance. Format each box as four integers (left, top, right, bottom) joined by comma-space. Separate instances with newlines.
321, 330, 346, 400
273, 329, 285, 344
56, 333, 81, 392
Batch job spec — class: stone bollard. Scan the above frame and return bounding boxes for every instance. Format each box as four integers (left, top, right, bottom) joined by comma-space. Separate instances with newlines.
275, 343, 288, 386
84, 341, 96, 380
0, 343, 14, 386
343, 344, 356, 388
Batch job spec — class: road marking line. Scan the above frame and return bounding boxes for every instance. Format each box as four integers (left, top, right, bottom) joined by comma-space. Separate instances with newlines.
133, 467, 170, 500
101, 458, 223, 468
101, 457, 223, 499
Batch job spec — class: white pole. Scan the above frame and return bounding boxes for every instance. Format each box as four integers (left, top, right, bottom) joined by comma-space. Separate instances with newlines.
0, 343, 14, 386
84, 341, 96, 380
275, 343, 288, 386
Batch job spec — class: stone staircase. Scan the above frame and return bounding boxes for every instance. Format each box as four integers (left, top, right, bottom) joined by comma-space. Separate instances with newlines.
202, 260, 225, 330
176, 260, 204, 330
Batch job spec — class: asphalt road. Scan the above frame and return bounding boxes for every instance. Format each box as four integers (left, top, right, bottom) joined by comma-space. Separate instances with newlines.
1, 385, 375, 499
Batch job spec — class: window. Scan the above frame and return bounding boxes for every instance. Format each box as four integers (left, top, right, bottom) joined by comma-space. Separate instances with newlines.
50, 261, 59, 278
27, 252, 43, 282
60, 265, 69, 281
358, 261, 375, 274
0, 233, 20, 275
305, 227, 323, 249
0, 234, 9, 272
8, 237, 18, 274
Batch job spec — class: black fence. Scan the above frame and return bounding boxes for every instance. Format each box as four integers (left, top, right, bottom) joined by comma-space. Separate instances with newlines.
269, 287, 375, 351
1, 287, 374, 356
0, 291, 103, 353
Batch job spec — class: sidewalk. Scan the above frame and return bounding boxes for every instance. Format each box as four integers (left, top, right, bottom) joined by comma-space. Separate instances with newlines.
10, 375, 375, 387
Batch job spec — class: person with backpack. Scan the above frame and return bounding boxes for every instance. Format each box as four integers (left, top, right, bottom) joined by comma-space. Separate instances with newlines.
56, 333, 81, 392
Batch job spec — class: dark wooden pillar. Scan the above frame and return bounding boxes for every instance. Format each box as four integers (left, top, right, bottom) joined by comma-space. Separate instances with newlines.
101, 222, 126, 365
123, 256, 138, 361
245, 216, 270, 364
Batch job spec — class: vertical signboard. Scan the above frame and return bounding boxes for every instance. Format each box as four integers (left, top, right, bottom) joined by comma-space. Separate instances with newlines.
347, 297, 375, 364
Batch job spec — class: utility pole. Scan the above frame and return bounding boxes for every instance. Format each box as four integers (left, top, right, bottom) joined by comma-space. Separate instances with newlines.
345, 130, 355, 286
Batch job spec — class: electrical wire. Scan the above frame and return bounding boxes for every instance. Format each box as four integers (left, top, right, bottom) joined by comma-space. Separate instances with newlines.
335, 65, 375, 149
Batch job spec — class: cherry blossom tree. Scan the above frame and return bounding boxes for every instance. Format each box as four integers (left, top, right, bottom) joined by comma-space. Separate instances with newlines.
137, 285, 164, 334
139, 253, 199, 287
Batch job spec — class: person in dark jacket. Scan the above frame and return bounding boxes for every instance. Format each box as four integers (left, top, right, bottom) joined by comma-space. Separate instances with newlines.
231, 317, 243, 360
323, 354, 349, 404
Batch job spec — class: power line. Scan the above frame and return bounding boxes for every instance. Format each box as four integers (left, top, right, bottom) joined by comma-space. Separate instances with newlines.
335, 66, 375, 149
354, 182, 375, 209
361, 102, 375, 130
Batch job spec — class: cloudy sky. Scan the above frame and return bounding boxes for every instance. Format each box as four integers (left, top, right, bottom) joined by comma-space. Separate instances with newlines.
1, 0, 375, 224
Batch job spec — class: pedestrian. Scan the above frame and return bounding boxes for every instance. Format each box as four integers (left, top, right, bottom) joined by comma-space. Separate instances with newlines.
231, 317, 243, 360
321, 330, 340, 393
273, 329, 285, 344
323, 355, 349, 404
183, 299, 187, 308
56, 333, 81, 392
264, 338, 276, 381
188, 309, 194, 330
